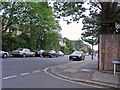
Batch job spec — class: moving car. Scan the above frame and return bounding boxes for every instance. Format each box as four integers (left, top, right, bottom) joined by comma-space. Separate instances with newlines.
69, 51, 85, 61
12, 48, 35, 57
42, 50, 58, 58
0, 50, 9, 58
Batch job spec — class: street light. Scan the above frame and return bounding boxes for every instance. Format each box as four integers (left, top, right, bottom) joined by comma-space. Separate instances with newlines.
91, 36, 94, 60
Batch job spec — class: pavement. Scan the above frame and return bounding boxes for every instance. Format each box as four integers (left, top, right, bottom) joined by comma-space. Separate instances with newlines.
50, 56, 120, 89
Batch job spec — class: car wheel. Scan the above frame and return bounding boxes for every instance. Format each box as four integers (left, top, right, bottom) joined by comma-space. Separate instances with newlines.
56, 55, 58, 58
82, 57, 84, 60
69, 58, 72, 61
82, 56, 85, 60
23, 54, 26, 58
79, 57, 82, 61
49, 55, 53, 58
3, 53, 7, 58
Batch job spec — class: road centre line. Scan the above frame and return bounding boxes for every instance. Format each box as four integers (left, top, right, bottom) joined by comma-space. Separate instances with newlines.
20, 72, 30, 76
3, 75, 17, 80
32, 70, 41, 73
3, 70, 42, 80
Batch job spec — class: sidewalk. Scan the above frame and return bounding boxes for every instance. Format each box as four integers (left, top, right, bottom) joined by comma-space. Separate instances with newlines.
50, 56, 120, 89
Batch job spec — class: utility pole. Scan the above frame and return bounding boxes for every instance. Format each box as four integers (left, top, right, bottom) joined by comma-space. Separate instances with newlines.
0, 16, 2, 50
91, 36, 94, 60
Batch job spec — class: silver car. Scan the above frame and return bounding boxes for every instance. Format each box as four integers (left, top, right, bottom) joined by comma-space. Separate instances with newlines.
58, 51, 64, 56
12, 48, 35, 57
0, 51, 9, 58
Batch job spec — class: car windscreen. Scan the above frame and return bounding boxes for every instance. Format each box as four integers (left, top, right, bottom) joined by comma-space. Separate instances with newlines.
17, 48, 23, 51
49, 50, 56, 53
72, 51, 82, 55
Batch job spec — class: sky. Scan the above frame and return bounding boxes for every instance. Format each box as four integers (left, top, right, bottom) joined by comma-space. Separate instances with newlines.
59, 18, 98, 51
52, 1, 98, 51
59, 19, 83, 40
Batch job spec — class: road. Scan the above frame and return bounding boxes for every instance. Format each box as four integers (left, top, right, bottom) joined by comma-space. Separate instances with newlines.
2, 55, 101, 89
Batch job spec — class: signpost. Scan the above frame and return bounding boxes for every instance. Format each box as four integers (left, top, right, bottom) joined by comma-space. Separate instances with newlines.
112, 60, 120, 75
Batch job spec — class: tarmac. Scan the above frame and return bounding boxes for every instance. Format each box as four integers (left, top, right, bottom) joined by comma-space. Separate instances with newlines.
50, 56, 120, 89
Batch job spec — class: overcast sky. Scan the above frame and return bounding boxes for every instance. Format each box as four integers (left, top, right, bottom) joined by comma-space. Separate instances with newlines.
59, 18, 98, 51
59, 18, 83, 40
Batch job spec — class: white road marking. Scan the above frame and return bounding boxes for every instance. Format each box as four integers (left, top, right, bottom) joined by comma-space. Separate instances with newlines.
3, 75, 16, 80
32, 70, 41, 73
3, 70, 41, 80
44, 67, 103, 88
20, 72, 30, 76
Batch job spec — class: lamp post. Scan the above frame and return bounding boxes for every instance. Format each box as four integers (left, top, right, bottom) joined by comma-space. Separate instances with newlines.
0, 17, 2, 50
91, 36, 94, 60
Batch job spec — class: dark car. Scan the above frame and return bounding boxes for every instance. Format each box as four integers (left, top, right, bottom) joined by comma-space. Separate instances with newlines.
42, 50, 58, 58
34, 50, 45, 57
69, 51, 85, 61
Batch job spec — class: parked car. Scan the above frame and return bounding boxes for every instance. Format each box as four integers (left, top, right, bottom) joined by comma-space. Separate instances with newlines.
69, 51, 85, 61
12, 48, 35, 57
42, 50, 58, 58
0, 50, 9, 58
57, 51, 64, 56
34, 50, 45, 57
49, 50, 58, 57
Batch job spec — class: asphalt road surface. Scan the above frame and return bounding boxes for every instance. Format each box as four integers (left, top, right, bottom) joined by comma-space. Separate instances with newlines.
2, 55, 103, 89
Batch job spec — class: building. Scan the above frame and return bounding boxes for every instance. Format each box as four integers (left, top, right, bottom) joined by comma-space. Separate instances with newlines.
59, 37, 67, 46
71, 40, 90, 52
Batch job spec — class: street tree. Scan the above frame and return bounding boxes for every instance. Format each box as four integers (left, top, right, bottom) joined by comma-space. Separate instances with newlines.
53, 1, 120, 60
74, 39, 84, 51
53, 1, 120, 61
81, 14, 99, 59
66, 38, 74, 53
54, 1, 120, 33
1, 2, 61, 51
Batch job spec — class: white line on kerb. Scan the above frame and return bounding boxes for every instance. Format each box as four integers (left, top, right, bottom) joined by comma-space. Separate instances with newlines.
20, 73, 30, 76
44, 67, 103, 88
3, 75, 16, 80
32, 70, 40, 73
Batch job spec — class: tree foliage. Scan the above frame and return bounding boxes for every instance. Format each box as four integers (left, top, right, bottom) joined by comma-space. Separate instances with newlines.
53, 1, 120, 46
54, 2, 86, 24
66, 38, 74, 51
1, 2, 61, 51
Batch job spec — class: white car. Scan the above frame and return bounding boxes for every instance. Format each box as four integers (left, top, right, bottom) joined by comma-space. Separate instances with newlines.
58, 51, 64, 56
0, 51, 9, 58
12, 48, 35, 57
